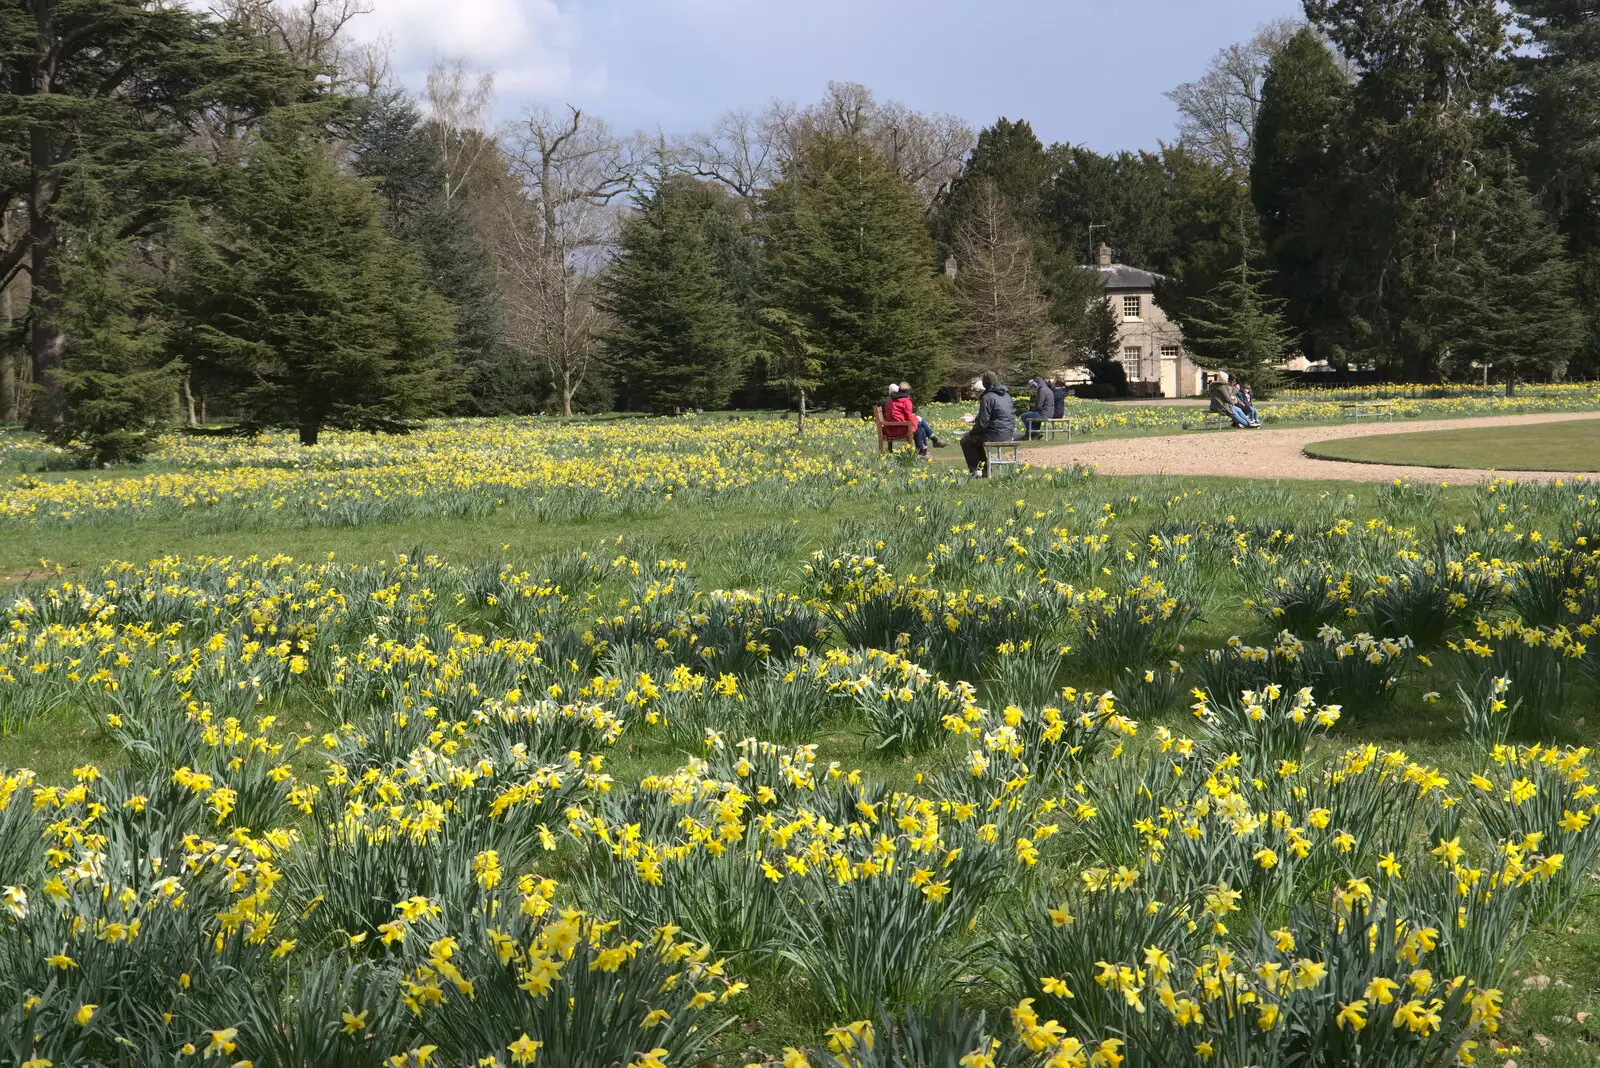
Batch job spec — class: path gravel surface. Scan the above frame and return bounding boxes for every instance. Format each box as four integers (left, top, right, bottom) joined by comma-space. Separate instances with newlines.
1029, 411, 1600, 483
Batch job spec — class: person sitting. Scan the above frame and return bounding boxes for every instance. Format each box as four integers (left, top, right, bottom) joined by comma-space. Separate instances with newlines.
1050, 378, 1068, 420
961, 372, 1016, 475
886, 382, 942, 458
1208, 372, 1259, 429
1237, 381, 1259, 424
1018, 375, 1051, 439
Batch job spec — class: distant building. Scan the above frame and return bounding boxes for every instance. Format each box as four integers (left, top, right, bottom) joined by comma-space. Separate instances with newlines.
1082, 244, 1204, 398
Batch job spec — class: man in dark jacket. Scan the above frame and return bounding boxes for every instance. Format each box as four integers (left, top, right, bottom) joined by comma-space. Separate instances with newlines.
961, 372, 1016, 475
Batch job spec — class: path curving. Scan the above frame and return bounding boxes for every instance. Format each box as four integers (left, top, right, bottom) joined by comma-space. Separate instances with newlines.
1028, 410, 1600, 483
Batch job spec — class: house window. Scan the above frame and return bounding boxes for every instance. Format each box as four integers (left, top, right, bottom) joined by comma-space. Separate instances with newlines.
1160, 345, 1180, 360
1121, 346, 1143, 380
1122, 295, 1142, 320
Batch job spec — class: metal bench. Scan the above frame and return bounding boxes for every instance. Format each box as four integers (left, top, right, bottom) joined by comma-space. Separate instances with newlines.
1038, 418, 1074, 442
1339, 400, 1396, 421
982, 441, 1022, 478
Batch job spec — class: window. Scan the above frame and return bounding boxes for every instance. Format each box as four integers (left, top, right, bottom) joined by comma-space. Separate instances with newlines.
1122, 294, 1142, 320
1160, 345, 1181, 360
1121, 346, 1143, 380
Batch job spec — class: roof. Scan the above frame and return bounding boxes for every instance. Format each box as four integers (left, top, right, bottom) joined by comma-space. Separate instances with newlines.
1081, 263, 1167, 291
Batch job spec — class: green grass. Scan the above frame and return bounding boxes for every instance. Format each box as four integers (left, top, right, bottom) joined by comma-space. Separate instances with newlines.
1304, 416, 1600, 471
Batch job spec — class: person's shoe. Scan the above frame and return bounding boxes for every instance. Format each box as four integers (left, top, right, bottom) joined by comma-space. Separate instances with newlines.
932, 437, 949, 448
917, 446, 931, 459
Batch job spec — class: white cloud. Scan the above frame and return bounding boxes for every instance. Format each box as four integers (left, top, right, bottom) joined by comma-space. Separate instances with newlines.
357, 0, 606, 103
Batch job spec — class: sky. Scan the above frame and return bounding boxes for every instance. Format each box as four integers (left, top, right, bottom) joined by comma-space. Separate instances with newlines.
357, 0, 1307, 153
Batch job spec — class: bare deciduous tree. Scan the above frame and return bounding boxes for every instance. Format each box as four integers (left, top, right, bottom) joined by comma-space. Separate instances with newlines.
426, 59, 497, 202
211, 0, 374, 81
950, 180, 1061, 383
1165, 18, 1305, 175
679, 82, 974, 210
495, 107, 640, 415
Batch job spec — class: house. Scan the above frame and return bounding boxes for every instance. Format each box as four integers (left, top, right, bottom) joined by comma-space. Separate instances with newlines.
1083, 243, 1204, 398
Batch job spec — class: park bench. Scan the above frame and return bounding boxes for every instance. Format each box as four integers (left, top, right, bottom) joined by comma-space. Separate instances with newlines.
871, 405, 918, 455
1339, 400, 1396, 421
982, 440, 1022, 477
1037, 418, 1074, 442
1181, 412, 1240, 431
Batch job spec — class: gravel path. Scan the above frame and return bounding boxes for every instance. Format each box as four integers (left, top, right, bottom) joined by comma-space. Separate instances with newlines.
1029, 410, 1600, 483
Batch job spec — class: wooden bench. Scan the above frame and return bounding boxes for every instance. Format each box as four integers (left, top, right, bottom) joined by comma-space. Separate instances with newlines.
1339, 400, 1396, 421
872, 405, 918, 454
982, 440, 1021, 477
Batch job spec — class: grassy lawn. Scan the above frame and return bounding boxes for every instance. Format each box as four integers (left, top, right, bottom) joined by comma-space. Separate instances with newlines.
5, 417, 1600, 1063
1304, 416, 1600, 471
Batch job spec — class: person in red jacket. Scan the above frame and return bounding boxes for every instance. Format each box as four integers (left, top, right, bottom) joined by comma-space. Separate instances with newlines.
887, 382, 944, 458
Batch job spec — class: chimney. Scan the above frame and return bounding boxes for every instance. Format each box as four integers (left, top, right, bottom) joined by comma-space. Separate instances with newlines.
1096, 242, 1112, 268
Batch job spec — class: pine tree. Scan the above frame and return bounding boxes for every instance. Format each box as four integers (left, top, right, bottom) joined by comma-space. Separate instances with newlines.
601, 173, 749, 410
1417, 163, 1584, 392
751, 307, 822, 435
1508, 0, 1600, 376
0, 0, 303, 428
949, 179, 1061, 383
1179, 232, 1295, 392
44, 179, 176, 464
760, 134, 952, 408
168, 116, 455, 445
349, 91, 513, 414
1250, 28, 1351, 364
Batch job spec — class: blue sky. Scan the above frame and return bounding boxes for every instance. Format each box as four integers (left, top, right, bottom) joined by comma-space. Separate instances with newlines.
364, 0, 1306, 152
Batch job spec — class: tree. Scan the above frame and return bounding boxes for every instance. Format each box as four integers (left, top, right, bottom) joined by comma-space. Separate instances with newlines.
760, 134, 953, 408
1416, 163, 1584, 392
168, 117, 454, 445
349, 90, 510, 414
0, 0, 303, 428
1179, 235, 1295, 391
42, 179, 176, 464
496, 106, 639, 415
1251, 27, 1351, 364
1166, 18, 1307, 176
949, 179, 1061, 382
601, 173, 749, 410
751, 307, 821, 435
1507, 0, 1600, 376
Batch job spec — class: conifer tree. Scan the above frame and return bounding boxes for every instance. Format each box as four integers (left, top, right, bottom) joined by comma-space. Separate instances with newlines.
601, 173, 749, 410
1251, 28, 1350, 363
1179, 232, 1294, 391
168, 117, 454, 445
44, 179, 176, 464
949, 179, 1061, 383
760, 134, 952, 407
751, 307, 822, 435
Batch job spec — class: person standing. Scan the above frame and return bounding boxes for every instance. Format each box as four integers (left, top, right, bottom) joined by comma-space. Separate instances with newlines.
961, 372, 1016, 475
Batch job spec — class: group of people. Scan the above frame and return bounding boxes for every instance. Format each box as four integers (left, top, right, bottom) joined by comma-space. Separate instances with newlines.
1019, 375, 1070, 439
1208, 373, 1261, 428
883, 374, 1021, 477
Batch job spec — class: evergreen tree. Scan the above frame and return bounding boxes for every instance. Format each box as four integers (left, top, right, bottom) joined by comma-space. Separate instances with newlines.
0, 0, 304, 428
1250, 28, 1351, 363
1507, 0, 1600, 376
601, 173, 749, 410
1416, 163, 1584, 391
1179, 233, 1295, 391
349, 91, 514, 414
949, 179, 1061, 382
751, 307, 822, 435
168, 117, 455, 445
44, 179, 176, 464
759, 134, 952, 408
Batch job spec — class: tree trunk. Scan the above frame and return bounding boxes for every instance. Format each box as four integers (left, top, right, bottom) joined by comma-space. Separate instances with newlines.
180, 372, 198, 427
561, 375, 574, 417
797, 387, 806, 437
26, 11, 65, 429
0, 210, 17, 425
299, 420, 320, 446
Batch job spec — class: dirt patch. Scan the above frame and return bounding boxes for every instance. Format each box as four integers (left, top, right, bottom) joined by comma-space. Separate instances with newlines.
1028, 411, 1600, 482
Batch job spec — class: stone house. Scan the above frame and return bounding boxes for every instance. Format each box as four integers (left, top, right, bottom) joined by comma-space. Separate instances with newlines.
1083, 243, 1204, 398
